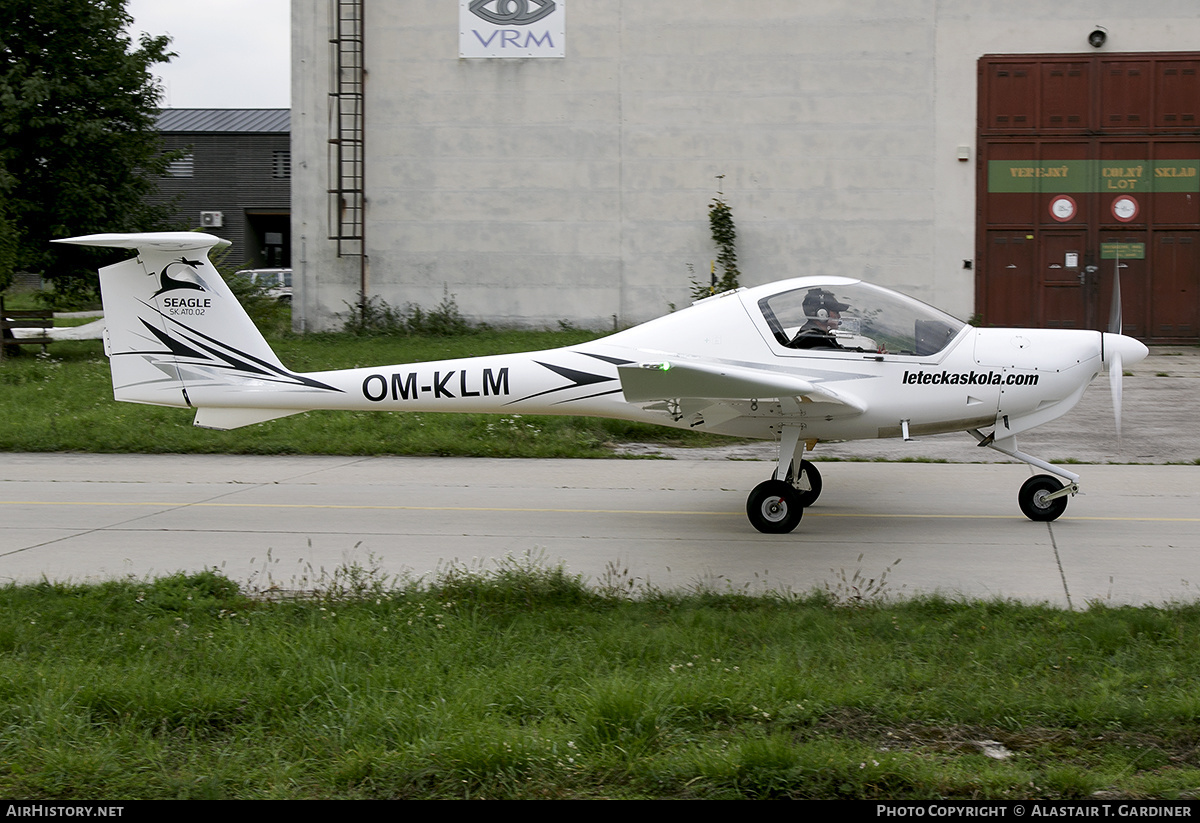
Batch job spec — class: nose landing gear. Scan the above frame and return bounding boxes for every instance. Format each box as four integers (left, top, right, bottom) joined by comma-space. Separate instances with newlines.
972, 430, 1080, 523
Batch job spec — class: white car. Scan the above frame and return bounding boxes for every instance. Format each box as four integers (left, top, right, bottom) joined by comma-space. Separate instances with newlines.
236, 268, 292, 303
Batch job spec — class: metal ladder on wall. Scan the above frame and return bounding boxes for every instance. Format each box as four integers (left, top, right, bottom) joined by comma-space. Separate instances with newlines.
328, 0, 365, 258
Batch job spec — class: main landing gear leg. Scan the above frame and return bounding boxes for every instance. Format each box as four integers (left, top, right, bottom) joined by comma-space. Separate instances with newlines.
746, 427, 820, 534
970, 430, 1080, 522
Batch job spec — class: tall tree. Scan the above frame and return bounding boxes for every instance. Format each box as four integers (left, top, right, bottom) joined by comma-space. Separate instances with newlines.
0, 0, 175, 295
0, 159, 16, 290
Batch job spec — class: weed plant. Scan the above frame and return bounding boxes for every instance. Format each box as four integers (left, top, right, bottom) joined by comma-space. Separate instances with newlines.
341, 290, 475, 337
3, 556, 1200, 799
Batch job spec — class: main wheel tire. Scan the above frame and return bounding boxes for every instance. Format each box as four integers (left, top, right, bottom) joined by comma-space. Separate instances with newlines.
1019, 474, 1069, 522
746, 479, 803, 534
793, 459, 823, 507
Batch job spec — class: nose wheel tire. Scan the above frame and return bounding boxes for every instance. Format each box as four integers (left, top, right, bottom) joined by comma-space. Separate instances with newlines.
1018, 474, 1069, 522
747, 480, 804, 534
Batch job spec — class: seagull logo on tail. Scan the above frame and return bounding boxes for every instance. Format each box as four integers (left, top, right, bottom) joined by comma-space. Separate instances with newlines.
152, 257, 209, 296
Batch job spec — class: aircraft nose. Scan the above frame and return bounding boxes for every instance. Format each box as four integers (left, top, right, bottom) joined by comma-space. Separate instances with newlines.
1102, 333, 1149, 367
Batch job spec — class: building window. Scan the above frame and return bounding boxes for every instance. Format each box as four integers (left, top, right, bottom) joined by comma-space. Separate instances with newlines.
166, 154, 194, 178
273, 150, 291, 179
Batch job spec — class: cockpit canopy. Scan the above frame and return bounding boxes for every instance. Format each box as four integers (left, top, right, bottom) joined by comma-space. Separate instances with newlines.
757, 281, 966, 356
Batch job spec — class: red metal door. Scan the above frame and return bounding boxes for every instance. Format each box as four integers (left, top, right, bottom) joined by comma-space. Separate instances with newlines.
1038, 231, 1088, 328
978, 53, 1200, 342
1152, 232, 1199, 338
983, 231, 1035, 327
1098, 230, 1148, 337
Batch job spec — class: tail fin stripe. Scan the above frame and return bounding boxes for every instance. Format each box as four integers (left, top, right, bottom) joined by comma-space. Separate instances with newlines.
150, 306, 343, 393
139, 318, 212, 361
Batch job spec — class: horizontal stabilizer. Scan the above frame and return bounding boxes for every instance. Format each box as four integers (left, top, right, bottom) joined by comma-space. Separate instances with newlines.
193, 407, 304, 431
618, 360, 865, 412
53, 232, 231, 252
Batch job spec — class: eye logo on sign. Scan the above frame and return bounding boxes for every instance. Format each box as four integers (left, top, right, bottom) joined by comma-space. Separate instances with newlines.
469, 0, 556, 26
460, 0, 564, 58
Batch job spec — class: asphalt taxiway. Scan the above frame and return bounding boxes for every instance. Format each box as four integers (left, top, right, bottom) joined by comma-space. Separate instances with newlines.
3, 453, 1197, 607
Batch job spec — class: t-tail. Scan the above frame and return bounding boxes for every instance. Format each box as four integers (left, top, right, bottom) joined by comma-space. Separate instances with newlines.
54, 233, 342, 429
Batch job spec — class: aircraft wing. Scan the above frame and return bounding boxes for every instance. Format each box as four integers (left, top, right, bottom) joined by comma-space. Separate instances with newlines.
617, 359, 866, 413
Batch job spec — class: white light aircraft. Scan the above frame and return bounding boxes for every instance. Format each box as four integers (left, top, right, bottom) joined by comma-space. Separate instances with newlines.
55, 232, 1149, 533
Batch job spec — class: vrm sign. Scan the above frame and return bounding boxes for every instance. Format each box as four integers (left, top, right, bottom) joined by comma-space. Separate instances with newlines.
460, 0, 565, 58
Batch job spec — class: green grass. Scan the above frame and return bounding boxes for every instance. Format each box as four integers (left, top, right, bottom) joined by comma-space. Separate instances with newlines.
0, 332, 730, 456
3, 559, 1200, 799
1, 289, 102, 313
0, 291, 47, 311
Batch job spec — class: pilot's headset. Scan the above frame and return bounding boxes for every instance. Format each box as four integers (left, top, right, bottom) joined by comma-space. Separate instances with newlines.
803, 289, 839, 321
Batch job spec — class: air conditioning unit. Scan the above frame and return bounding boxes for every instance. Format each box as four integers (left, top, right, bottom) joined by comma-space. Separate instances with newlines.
200, 211, 224, 228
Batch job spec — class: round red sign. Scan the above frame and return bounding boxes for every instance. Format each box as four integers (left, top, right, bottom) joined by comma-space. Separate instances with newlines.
1112, 196, 1139, 223
1049, 195, 1077, 222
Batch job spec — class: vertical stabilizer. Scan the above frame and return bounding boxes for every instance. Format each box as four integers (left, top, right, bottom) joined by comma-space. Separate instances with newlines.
53, 233, 291, 409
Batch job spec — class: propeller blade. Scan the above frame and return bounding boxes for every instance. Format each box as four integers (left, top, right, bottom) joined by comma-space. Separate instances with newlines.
1109, 349, 1123, 445
1108, 260, 1123, 335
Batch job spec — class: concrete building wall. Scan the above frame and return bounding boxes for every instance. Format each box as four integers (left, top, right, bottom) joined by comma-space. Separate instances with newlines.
291, 0, 1200, 332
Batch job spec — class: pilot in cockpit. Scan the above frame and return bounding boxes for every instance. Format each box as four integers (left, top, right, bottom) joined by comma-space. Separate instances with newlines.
789, 288, 851, 349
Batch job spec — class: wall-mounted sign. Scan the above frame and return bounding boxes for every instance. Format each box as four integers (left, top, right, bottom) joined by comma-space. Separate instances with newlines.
1100, 242, 1145, 260
460, 0, 565, 58
1111, 195, 1139, 223
1049, 195, 1077, 222
988, 160, 1200, 193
